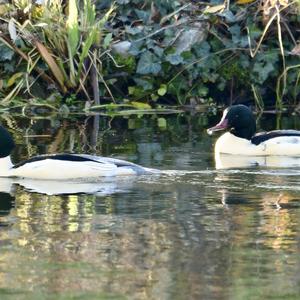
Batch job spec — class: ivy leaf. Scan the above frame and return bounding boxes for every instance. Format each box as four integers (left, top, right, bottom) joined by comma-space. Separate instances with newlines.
134, 9, 150, 22
253, 52, 278, 82
125, 25, 143, 35
137, 52, 161, 75
218, 10, 236, 23
134, 78, 153, 90
152, 46, 164, 57
198, 86, 208, 97
253, 61, 275, 83
129, 40, 144, 56
193, 41, 211, 57
116, 0, 130, 4
166, 53, 183, 65
229, 25, 248, 47
0, 44, 14, 61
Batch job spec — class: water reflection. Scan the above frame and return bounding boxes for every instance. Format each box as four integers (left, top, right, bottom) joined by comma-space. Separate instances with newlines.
215, 153, 300, 169
0, 177, 136, 196
0, 113, 299, 298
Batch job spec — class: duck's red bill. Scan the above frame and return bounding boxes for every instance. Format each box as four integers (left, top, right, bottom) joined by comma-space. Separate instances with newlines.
207, 119, 228, 135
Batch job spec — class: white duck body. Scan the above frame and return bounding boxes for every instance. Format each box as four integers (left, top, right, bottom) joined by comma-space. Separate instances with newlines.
0, 154, 156, 180
215, 152, 300, 169
208, 105, 300, 159
0, 124, 159, 180
215, 132, 300, 156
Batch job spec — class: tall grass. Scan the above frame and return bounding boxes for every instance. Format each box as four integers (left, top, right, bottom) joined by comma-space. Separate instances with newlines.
0, 0, 114, 103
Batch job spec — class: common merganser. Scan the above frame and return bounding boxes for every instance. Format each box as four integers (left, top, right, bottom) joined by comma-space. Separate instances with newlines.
0, 125, 157, 180
207, 105, 300, 156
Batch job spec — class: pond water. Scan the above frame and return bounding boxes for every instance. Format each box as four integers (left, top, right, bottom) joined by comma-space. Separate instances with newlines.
1, 111, 300, 299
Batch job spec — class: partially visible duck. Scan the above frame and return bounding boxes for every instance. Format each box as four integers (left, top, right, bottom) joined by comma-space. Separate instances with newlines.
207, 105, 300, 156
0, 125, 158, 180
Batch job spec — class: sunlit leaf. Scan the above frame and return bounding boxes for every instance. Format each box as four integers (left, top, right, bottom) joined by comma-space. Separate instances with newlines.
103, 33, 113, 49
67, 0, 79, 58
203, 4, 225, 14
0, 4, 9, 16
7, 72, 23, 87
236, 0, 256, 4
130, 101, 152, 109
157, 84, 167, 96
291, 44, 300, 56
8, 19, 17, 42
34, 40, 66, 92
157, 117, 167, 129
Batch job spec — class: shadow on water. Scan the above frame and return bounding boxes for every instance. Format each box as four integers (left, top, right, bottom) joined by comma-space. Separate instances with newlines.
0, 112, 300, 299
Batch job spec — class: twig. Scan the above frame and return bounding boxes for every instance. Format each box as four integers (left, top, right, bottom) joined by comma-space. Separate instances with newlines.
282, 20, 297, 46
275, 4, 285, 110
160, 3, 191, 25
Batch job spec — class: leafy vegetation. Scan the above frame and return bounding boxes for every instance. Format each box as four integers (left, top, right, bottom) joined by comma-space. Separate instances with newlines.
0, 0, 114, 108
0, 0, 300, 110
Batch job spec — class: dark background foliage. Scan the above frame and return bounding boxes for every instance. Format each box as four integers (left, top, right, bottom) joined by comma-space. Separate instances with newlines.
0, 0, 300, 110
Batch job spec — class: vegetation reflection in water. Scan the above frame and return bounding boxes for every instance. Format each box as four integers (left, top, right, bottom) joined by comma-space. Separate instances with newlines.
0, 112, 300, 299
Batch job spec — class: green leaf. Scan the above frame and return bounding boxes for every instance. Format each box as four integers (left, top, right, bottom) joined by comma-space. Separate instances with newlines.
116, 0, 130, 4
157, 117, 167, 129
166, 53, 183, 65
103, 33, 113, 49
253, 61, 275, 83
134, 78, 153, 90
137, 52, 161, 75
157, 84, 167, 96
67, 0, 79, 58
128, 41, 144, 56
7, 72, 23, 87
125, 25, 143, 35
83, 0, 96, 28
130, 101, 151, 109
203, 4, 225, 14
0, 44, 14, 61
198, 86, 209, 97
151, 93, 159, 101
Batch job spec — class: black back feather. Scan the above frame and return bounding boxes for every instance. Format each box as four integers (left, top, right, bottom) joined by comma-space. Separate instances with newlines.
251, 130, 300, 145
12, 154, 104, 169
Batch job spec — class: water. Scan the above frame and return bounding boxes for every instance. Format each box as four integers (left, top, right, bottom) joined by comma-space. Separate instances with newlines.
1, 112, 300, 299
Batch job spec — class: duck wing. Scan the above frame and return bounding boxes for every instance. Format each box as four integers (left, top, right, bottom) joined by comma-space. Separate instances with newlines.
75, 154, 159, 174
12, 153, 104, 169
251, 130, 300, 145
13, 153, 159, 175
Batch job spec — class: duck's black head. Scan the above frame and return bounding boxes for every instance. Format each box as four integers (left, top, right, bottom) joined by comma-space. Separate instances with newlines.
0, 125, 15, 158
207, 105, 256, 140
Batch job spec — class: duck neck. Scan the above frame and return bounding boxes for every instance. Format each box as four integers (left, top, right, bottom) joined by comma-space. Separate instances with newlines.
0, 156, 13, 176
230, 128, 253, 140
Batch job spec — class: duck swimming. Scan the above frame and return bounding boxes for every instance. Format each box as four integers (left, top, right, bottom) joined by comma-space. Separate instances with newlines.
207, 104, 300, 156
0, 125, 156, 180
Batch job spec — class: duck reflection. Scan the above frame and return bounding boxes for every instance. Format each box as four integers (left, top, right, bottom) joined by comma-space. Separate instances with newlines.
215, 153, 300, 169
0, 177, 134, 196
0, 192, 14, 217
